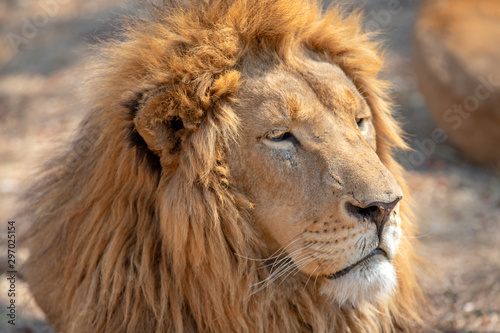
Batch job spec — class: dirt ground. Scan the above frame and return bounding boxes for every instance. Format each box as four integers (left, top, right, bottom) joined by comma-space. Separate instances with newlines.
0, 0, 499, 332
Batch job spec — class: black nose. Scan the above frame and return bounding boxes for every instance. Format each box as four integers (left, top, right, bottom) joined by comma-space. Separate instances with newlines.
347, 196, 402, 240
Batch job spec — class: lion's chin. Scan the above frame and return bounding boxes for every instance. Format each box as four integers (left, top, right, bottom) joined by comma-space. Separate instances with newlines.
319, 256, 397, 307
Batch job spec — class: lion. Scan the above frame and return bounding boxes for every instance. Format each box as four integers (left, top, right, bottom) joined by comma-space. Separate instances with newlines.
22, 0, 428, 332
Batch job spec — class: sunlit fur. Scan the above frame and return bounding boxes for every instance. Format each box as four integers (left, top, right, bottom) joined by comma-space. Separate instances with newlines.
22, 0, 428, 332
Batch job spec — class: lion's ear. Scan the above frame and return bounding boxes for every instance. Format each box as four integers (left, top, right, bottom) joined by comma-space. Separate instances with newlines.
133, 86, 185, 157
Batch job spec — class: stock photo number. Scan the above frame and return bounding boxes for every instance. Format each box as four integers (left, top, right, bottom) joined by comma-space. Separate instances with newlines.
6, 220, 16, 325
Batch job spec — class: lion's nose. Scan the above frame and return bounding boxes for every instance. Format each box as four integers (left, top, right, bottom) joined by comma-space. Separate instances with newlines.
346, 196, 402, 240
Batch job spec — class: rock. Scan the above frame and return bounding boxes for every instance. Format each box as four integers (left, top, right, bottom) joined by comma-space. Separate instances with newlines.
414, 0, 500, 168
463, 302, 475, 313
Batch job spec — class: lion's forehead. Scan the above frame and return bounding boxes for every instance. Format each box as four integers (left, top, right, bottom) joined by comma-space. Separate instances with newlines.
238, 56, 367, 122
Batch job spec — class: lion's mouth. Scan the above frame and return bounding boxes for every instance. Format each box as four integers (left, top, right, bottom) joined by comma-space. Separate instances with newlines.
325, 248, 388, 280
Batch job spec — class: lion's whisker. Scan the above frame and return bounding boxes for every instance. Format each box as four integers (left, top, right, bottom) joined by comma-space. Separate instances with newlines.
264, 242, 308, 272
261, 249, 314, 286
233, 254, 270, 262
275, 255, 317, 289
313, 267, 322, 289
235, 237, 304, 263
304, 268, 318, 290
249, 244, 314, 295
267, 236, 304, 269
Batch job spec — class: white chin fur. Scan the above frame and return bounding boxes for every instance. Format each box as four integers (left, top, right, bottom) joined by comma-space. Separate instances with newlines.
319, 256, 397, 307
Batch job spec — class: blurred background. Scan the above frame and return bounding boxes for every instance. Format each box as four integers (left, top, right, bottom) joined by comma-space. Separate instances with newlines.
0, 0, 499, 332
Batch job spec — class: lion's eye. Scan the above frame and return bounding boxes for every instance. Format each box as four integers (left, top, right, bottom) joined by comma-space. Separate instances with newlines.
268, 131, 293, 142
265, 130, 300, 146
356, 118, 365, 128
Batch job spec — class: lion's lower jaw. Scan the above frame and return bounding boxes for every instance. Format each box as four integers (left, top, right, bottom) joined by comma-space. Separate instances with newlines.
319, 256, 397, 307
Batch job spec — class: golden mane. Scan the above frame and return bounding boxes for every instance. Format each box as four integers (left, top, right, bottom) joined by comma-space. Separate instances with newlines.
23, 0, 428, 331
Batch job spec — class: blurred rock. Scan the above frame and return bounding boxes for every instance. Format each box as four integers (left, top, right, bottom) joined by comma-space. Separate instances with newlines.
414, 0, 500, 169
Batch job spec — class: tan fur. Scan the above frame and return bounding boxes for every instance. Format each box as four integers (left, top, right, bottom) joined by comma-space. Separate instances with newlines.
22, 0, 429, 332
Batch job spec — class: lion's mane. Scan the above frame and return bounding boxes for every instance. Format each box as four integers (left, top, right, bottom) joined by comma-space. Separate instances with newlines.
23, 0, 427, 332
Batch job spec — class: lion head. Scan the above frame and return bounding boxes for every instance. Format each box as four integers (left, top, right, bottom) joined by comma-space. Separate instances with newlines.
226, 54, 406, 304
23, 0, 428, 332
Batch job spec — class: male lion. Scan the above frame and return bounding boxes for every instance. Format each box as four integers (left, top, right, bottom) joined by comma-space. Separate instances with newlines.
23, 0, 428, 331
